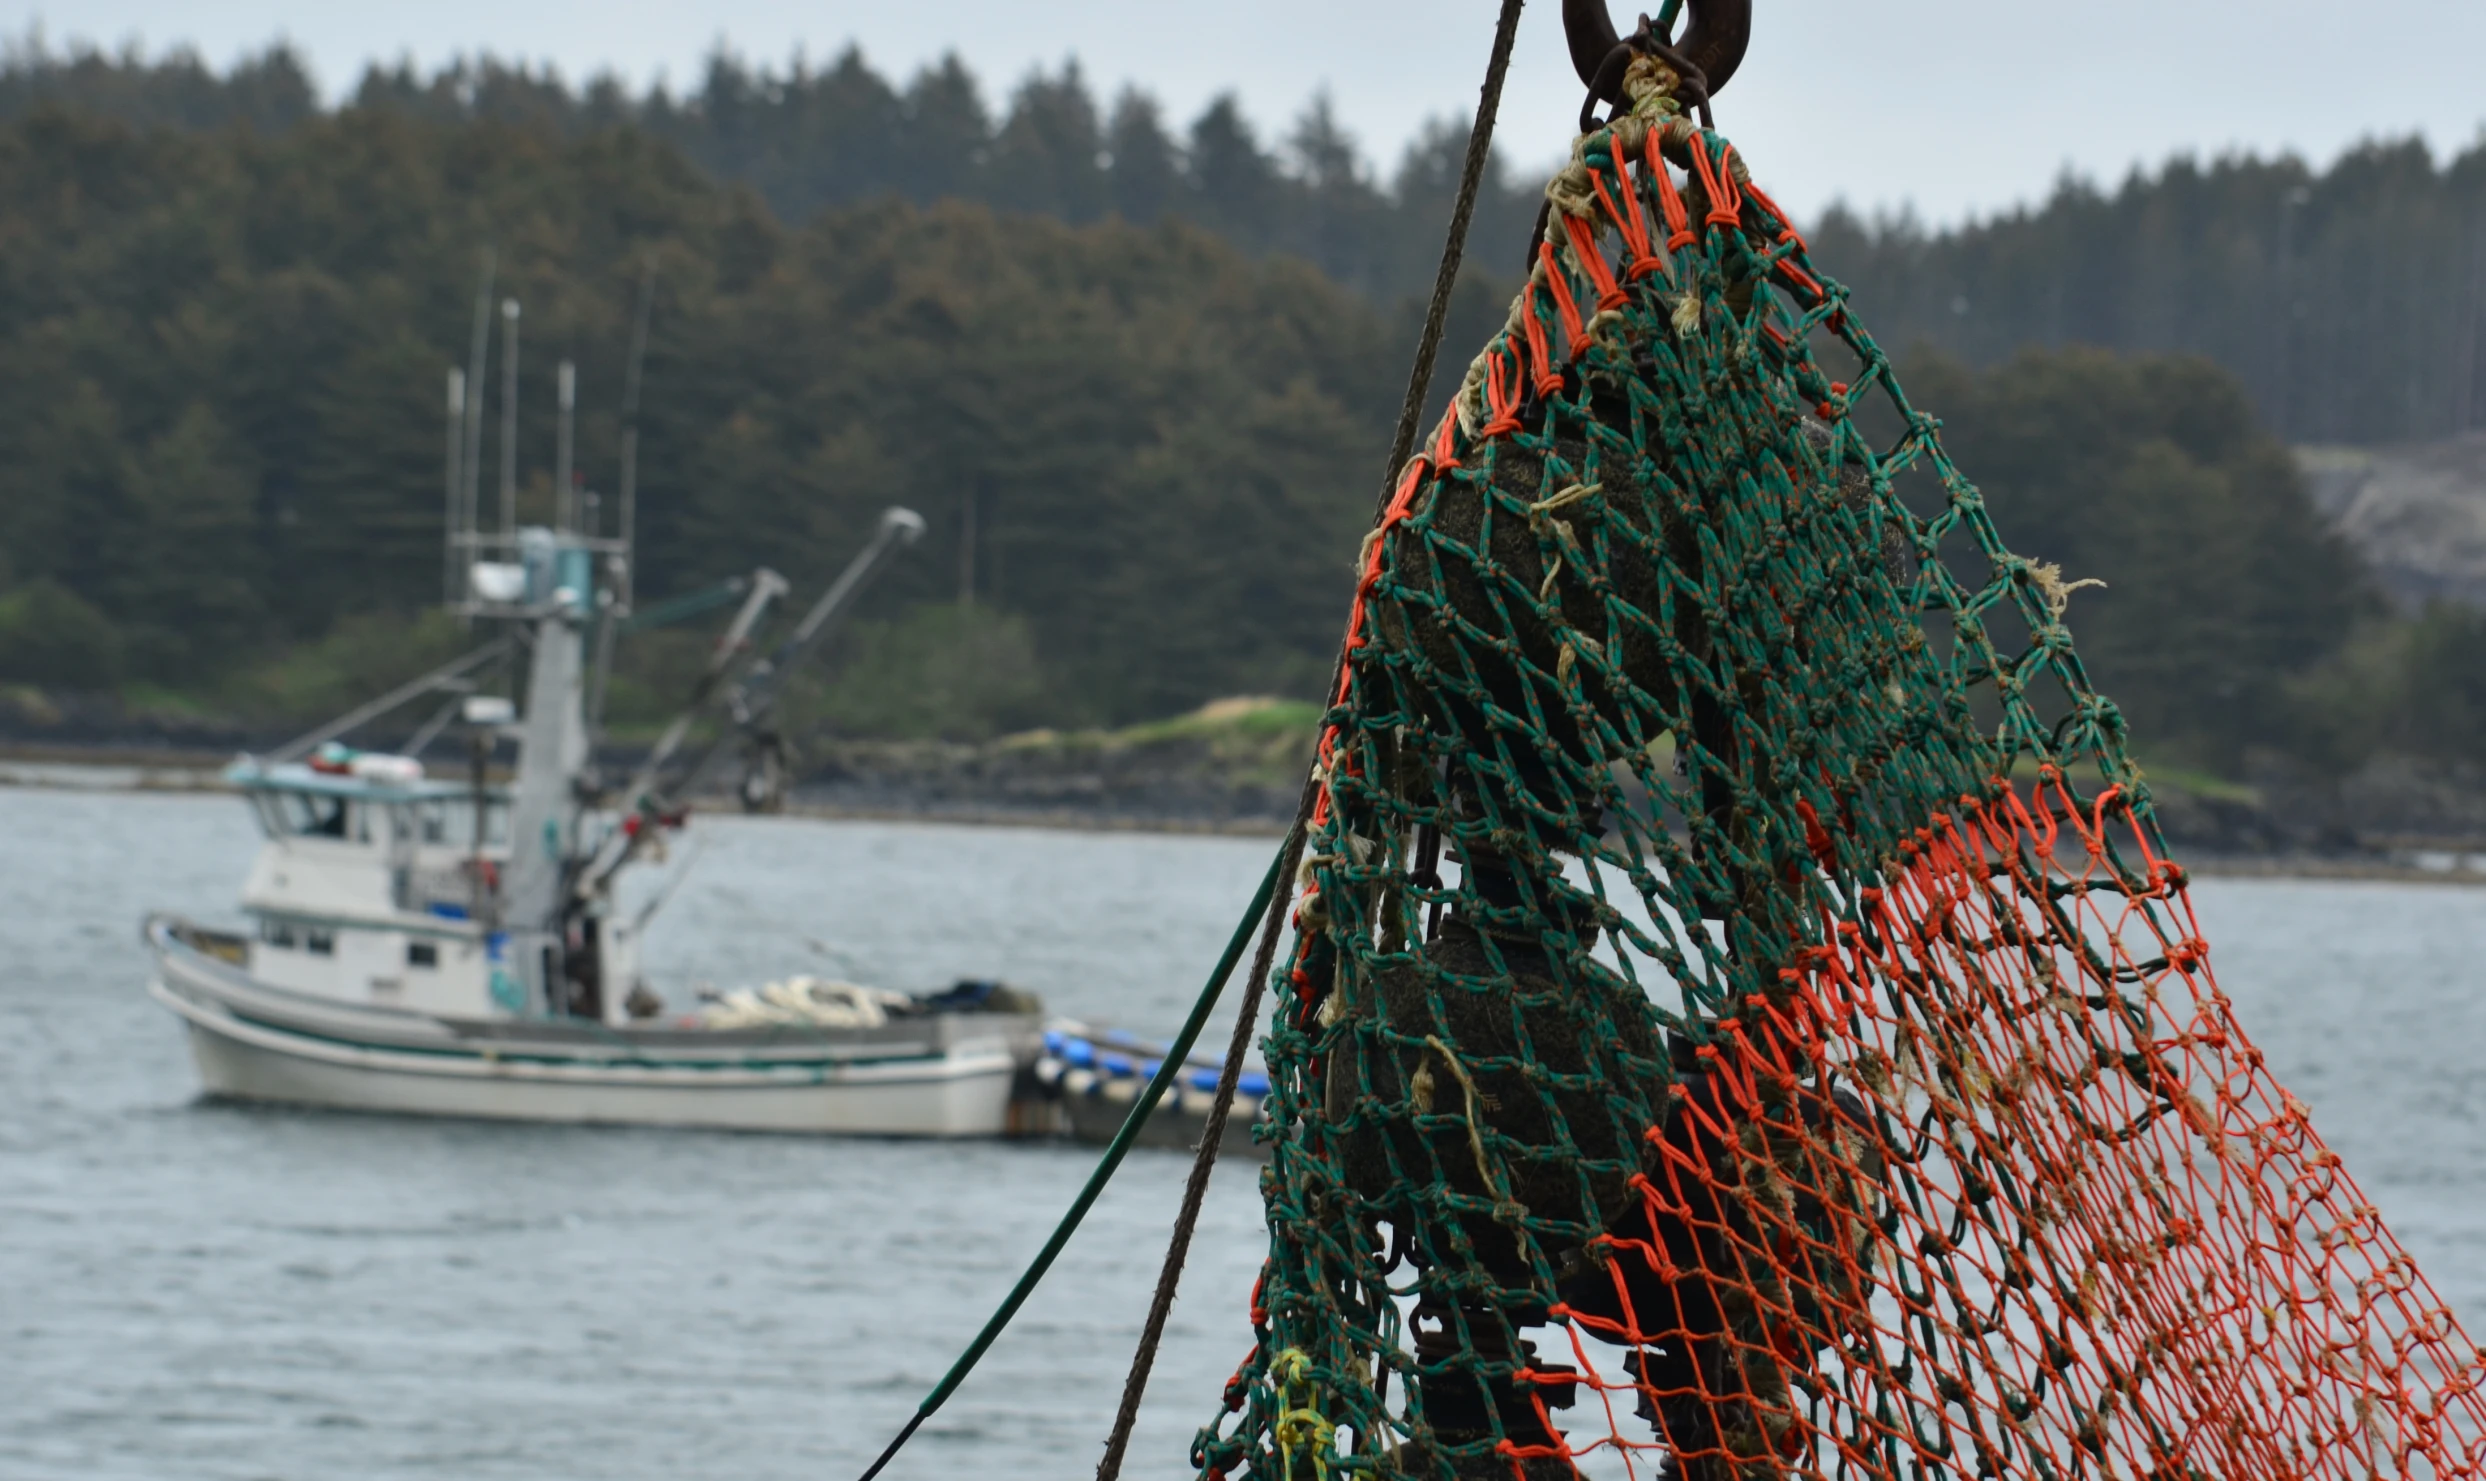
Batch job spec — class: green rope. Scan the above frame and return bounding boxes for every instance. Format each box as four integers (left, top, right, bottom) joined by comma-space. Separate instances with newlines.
853, 835, 1290, 1481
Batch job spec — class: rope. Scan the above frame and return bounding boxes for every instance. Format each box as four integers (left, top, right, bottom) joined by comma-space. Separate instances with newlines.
1092, 8, 1529, 1475
1094, 816, 1305, 1481
850, 839, 1289, 1481
1378, 0, 1531, 503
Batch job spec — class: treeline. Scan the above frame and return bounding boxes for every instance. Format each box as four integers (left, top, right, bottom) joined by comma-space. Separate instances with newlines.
0, 45, 2479, 781
1816, 142, 2486, 447
0, 37, 1545, 304
5, 39, 2485, 449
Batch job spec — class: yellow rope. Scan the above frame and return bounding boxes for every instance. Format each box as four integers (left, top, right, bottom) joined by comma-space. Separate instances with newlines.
1269, 1348, 1336, 1480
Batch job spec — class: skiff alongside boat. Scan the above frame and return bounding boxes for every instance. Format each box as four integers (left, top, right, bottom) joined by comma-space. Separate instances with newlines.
1019, 1023, 1271, 1156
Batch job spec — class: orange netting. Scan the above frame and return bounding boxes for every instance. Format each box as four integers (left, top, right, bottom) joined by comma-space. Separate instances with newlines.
1527, 776, 2486, 1479
1190, 79, 2486, 1481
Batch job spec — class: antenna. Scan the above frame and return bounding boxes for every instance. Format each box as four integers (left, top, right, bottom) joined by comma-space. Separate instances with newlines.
586, 258, 658, 741
444, 367, 465, 605
556, 359, 576, 533
499, 298, 521, 539
459, 249, 495, 610
617, 256, 657, 609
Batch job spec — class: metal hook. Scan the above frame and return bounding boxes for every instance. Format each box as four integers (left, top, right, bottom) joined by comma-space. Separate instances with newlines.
1562, 0, 1751, 132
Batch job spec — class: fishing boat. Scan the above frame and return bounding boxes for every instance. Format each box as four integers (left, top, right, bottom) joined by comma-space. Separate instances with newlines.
145, 283, 1040, 1137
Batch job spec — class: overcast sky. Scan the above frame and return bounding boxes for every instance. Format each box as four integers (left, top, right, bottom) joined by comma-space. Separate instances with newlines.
16, 0, 2486, 225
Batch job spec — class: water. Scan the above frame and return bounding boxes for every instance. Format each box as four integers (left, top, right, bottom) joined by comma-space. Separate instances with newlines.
2, 787, 2482, 1479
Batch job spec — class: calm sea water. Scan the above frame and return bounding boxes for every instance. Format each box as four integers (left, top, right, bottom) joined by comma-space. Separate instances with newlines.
2, 787, 2481, 1480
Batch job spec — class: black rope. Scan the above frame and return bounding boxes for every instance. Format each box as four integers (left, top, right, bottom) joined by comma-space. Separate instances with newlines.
855, 1414, 924, 1481
1091, 815, 1306, 1481
1378, 0, 1534, 504
1091, 4, 1532, 1475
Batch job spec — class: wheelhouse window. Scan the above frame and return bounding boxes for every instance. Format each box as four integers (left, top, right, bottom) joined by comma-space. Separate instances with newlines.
253, 790, 353, 840
305, 928, 336, 957
406, 941, 439, 969
259, 917, 299, 949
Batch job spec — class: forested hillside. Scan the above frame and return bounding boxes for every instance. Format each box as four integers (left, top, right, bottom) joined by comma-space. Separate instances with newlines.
0, 101, 1428, 725
7, 40, 2483, 448
0, 39, 2479, 787
0, 39, 1546, 305
1817, 144, 2486, 447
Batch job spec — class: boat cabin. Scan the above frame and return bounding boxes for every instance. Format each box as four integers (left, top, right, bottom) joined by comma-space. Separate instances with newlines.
229, 754, 637, 1024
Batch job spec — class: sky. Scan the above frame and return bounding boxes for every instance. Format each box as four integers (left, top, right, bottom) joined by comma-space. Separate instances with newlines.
14, 0, 2486, 227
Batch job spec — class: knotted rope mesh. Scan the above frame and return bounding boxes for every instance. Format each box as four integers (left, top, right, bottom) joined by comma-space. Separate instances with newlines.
1191, 94, 2486, 1481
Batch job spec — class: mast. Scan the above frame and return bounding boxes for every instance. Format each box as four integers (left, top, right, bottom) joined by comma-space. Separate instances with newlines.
587, 260, 657, 737
502, 541, 594, 994
457, 250, 495, 612
498, 298, 521, 539
555, 359, 576, 532
443, 367, 464, 607
617, 257, 657, 611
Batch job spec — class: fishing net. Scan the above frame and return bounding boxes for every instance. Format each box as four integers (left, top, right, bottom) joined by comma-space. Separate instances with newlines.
1191, 76, 2486, 1481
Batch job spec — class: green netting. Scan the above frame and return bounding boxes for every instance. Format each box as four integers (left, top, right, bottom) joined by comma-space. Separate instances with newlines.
1190, 66, 2485, 1481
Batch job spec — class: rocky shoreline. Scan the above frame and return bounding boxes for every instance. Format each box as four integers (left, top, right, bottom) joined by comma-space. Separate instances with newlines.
16, 737, 2486, 888
13, 681, 2486, 883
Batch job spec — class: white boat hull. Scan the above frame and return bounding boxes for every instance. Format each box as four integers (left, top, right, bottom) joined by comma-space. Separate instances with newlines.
147, 921, 1024, 1137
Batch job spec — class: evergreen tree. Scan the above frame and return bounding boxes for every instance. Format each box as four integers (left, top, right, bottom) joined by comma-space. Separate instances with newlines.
989, 63, 1107, 223
894, 56, 991, 204
1103, 90, 1178, 224
1184, 95, 1280, 248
